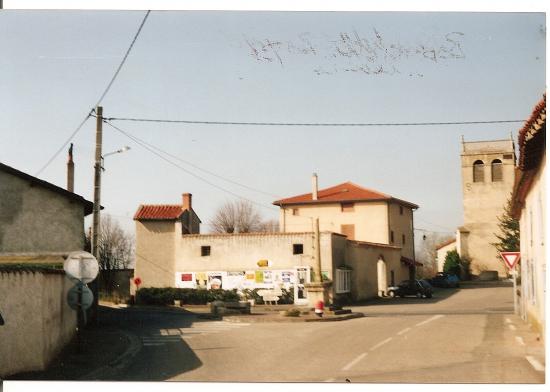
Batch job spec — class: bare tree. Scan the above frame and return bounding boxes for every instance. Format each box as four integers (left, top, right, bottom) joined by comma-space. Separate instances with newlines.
210, 200, 272, 233
86, 215, 134, 293
257, 219, 279, 233
417, 233, 454, 278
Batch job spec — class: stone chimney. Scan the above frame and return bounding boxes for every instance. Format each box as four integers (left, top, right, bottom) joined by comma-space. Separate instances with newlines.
182, 193, 192, 211
67, 143, 74, 192
312, 173, 318, 201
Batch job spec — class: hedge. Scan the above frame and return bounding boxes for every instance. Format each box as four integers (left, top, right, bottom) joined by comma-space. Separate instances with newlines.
136, 287, 240, 305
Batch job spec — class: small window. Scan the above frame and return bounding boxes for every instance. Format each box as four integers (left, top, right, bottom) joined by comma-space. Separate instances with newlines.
292, 208, 299, 216
503, 153, 513, 160
473, 160, 484, 183
293, 244, 304, 255
341, 202, 355, 212
402, 234, 406, 244
390, 230, 394, 243
491, 159, 503, 182
201, 246, 211, 257
399, 205, 404, 215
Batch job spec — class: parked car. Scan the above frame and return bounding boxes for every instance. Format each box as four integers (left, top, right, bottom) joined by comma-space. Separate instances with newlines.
387, 279, 433, 298
429, 272, 460, 288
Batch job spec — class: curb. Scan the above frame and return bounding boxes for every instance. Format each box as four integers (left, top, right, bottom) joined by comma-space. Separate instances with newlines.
225, 312, 365, 323
80, 329, 142, 380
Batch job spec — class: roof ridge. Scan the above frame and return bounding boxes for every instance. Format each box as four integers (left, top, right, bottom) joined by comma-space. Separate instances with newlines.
344, 181, 391, 198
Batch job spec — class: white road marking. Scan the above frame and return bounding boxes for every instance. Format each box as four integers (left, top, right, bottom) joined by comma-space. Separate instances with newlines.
370, 337, 392, 351
324, 378, 335, 382
341, 352, 367, 371
397, 327, 411, 336
508, 324, 517, 331
515, 336, 525, 346
415, 314, 444, 327
525, 356, 545, 372
505, 318, 512, 324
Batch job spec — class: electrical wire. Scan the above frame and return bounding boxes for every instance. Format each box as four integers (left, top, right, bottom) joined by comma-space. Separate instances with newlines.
35, 10, 151, 176
104, 120, 279, 213
104, 116, 526, 127
96, 118, 282, 199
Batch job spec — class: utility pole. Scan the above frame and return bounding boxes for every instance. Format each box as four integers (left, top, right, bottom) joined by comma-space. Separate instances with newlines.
90, 106, 103, 323
314, 217, 322, 282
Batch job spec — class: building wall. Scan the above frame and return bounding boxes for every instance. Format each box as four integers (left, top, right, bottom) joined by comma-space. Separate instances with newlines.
436, 242, 457, 272
134, 220, 177, 288
519, 158, 546, 339
0, 269, 77, 377
174, 232, 334, 279
460, 140, 515, 276
343, 242, 405, 301
280, 201, 390, 244
388, 202, 415, 259
0, 170, 86, 253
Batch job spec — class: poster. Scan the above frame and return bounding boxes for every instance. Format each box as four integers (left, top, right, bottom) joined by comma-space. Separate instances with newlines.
255, 270, 264, 283
195, 272, 207, 289
207, 271, 225, 289
175, 272, 195, 288
224, 271, 245, 290
263, 270, 273, 284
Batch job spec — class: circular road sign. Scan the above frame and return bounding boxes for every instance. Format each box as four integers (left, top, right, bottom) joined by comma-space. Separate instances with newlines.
64, 251, 99, 284
67, 283, 94, 311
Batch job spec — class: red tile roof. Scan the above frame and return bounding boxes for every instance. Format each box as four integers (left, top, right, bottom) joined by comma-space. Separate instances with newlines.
435, 238, 456, 250
511, 94, 546, 218
134, 204, 184, 220
273, 181, 418, 208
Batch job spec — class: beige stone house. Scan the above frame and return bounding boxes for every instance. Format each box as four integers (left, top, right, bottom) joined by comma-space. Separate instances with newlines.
273, 176, 418, 264
511, 95, 545, 339
0, 158, 93, 376
0, 161, 94, 258
457, 137, 516, 277
134, 180, 419, 303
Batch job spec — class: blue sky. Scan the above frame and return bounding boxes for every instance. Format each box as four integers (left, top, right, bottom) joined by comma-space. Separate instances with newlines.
0, 8, 546, 241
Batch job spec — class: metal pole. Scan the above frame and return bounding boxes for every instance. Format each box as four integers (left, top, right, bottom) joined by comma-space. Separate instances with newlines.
91, 106, 103, 323
314, 217, 322, 282
512, 267, 518, 315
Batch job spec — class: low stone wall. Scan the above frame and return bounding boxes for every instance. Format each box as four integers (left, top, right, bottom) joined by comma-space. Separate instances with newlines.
0, 268, 77, 377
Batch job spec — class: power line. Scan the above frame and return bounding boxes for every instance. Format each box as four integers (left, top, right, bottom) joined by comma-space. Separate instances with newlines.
96, 118, 282, 199
104, 116, 526, 127
35, 10, 151, 176
104, 120, 279, 213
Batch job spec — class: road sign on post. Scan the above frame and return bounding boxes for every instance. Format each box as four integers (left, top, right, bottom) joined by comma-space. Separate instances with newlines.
500, 252, 521, 270
64, 251, 99, 283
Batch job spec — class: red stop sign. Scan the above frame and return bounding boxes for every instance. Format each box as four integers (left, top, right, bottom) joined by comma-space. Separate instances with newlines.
134, 277, 142, 286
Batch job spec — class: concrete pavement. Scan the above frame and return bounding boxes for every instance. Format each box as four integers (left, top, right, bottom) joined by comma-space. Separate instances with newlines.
8, 285, 545, 383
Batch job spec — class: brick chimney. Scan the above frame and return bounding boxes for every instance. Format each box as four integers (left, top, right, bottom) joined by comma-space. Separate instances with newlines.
182, 193, 192, 211
67, 143, 74, 192
312, 173, 318, 201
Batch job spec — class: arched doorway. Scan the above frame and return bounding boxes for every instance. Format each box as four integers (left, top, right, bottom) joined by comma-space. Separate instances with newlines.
377, 256, 388, 297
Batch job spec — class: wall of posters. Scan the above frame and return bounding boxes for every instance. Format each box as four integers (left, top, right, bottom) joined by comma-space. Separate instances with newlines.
174, 267, 308, 303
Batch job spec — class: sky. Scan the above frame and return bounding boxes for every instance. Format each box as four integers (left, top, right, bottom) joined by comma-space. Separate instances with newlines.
0, 4, 546, 247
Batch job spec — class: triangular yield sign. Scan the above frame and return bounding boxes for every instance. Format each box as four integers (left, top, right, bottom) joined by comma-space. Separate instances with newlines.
500, 252, 521, 270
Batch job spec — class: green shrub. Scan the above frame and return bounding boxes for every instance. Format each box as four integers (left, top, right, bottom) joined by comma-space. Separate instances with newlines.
283, 308, 301, 317
136, 287, 240, 305
443, 250, 462, 277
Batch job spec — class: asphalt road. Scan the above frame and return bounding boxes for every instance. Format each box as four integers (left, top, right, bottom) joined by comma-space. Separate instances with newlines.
105, 286, 545, 383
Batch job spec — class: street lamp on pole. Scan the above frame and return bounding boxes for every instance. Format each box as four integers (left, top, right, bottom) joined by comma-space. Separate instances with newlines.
90, 105, 131, 323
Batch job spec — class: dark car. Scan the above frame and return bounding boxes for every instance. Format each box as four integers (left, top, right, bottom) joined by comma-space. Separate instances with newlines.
388, 279, 433, 299
429, 272, 460, 288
